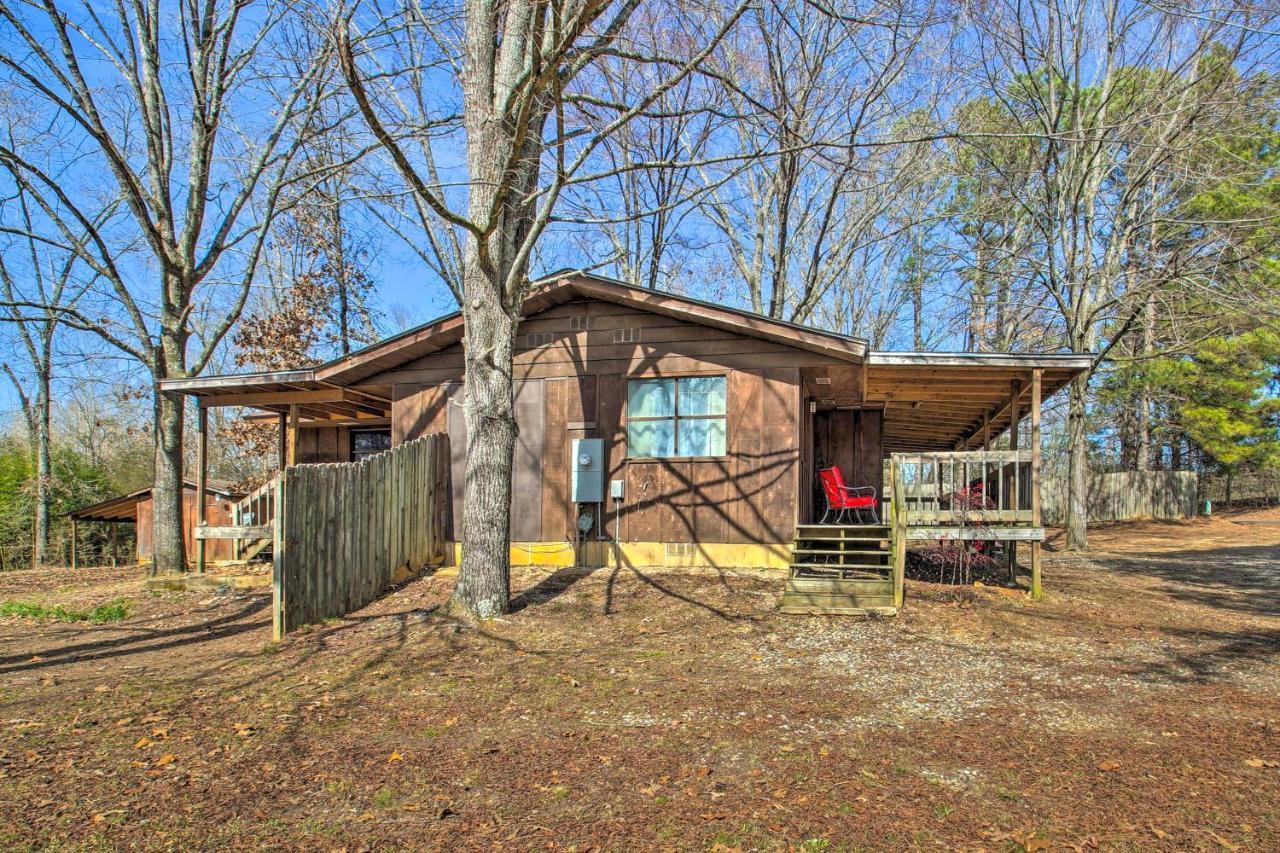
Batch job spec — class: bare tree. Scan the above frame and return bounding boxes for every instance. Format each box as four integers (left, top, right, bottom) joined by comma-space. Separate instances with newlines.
340, 0, 750, 618
961, 0, 1280, 548
0, 176, 116, 566
0, 0, 337, 573
696, 0, 940, 325
561, 6, 721, 290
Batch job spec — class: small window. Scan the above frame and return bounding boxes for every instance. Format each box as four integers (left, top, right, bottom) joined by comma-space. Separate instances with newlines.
626, 376, 727, 458
350, 429, 391, 463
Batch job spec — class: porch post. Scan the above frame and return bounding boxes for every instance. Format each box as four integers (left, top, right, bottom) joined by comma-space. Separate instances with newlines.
1030, 369, 1043, 599
277, 412, 288, 470
1007, 380, 1021, 584
70, 517, 78, 570
195, 402, 208, 574
286, 403, 300, 467
111, 522, 118, 567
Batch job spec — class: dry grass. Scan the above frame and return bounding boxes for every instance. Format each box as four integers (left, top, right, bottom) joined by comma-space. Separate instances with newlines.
0, 511, 1277, 851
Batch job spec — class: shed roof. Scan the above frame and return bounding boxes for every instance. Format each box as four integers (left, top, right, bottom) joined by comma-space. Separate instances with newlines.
68, 480, 242, 522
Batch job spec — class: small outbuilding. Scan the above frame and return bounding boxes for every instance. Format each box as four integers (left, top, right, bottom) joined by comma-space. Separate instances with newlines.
68, 481, 244, 568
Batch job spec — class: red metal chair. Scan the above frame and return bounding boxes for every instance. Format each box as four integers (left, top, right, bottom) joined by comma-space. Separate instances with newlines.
817, 466, 879, 524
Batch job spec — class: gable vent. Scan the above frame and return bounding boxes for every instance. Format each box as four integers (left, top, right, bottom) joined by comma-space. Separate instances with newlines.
613, 327, 641, 344
525, 331, 554, 348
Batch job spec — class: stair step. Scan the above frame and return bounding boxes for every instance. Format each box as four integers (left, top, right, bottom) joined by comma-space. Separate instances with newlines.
792, 535, 891, 544
792, 547, 888, 556
780, 603, 898, 616
789, 562, 890, 572
786, 577, 893, 594
780, 591, 897, 614
790, 572, 889, 583
796, 524, 890, 532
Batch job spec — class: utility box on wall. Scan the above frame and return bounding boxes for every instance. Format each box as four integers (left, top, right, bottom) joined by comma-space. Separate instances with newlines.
571, 438, 604, 503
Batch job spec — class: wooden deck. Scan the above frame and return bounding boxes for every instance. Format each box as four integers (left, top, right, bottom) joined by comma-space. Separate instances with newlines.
783, 441, 1049, 615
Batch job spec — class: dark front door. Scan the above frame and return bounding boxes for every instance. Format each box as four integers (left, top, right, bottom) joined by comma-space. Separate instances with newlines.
811, 408, 884, 522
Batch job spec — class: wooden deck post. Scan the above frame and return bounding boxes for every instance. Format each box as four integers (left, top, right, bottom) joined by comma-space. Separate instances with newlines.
277, 412, 288, 470
1007, 380, 1021, 584
1030, 369, 1043, 599
110, 522, 118, 567
70, 517, 78, 570
195, 402, 208, 575
272, 473, 286, 642
286, 403, 300, 468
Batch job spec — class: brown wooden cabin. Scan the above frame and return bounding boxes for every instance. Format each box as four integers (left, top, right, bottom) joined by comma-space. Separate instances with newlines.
161, 272, 1091, 614
68, 481, 243, 567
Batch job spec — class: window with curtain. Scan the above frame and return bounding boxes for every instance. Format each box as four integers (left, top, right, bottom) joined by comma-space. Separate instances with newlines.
626, 376, 727, 458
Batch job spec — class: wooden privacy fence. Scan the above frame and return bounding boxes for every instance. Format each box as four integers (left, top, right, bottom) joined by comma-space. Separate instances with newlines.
1041, 470, 1196, 525
1201, 470, 1280, 507
274, 433, 450, 639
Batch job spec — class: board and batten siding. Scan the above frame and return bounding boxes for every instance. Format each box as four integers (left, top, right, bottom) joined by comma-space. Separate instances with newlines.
297, 426, 353, 464
375, 298, 818, 546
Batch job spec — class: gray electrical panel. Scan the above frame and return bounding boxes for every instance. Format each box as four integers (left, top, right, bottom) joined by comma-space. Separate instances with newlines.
571, 438, 604, 503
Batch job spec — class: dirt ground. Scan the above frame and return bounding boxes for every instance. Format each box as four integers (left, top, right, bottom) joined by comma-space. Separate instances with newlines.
1, 509, 1277, 851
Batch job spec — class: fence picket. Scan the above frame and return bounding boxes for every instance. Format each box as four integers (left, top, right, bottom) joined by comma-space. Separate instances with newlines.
272, 434, 448, 635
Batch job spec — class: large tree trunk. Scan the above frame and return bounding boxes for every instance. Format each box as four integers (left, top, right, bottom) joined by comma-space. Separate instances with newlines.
1065, 372, 1090, 550
451, 282, 520, 618
1136, 292, 1155, 471
151, 318, 189, 576
151, 386, 187, 575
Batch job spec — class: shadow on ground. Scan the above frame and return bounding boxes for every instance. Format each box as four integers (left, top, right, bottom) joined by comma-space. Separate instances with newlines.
1091, 542, 1280, 618
0, 596, 271, 675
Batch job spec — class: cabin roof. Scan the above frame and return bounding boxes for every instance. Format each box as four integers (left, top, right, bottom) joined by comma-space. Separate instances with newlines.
68, 480, 242, 522
158, 271, 1094, 450
158, 271, 873, 421
321, 271, 872, 385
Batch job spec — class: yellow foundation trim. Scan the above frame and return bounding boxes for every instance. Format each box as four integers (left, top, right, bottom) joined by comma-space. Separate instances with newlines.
448, 541, 793, 571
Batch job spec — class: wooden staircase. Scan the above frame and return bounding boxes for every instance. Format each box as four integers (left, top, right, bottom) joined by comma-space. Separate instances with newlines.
195, 477, 276, 565
780, 524, 898, 615
231, 478, 276, 563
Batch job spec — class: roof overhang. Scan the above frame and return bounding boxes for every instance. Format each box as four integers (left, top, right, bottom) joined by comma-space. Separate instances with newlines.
158, 368, 394, 423
868, 352, 1095, 370
858, 352, 1094, 453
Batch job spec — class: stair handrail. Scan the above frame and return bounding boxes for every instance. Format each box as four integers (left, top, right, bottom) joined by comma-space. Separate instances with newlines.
235, 475, 278, 526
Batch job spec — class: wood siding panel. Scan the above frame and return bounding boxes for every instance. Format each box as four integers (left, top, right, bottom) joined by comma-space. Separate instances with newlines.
298, 426, 351, 464
369, 297, 811, 548
512, 380, 545, 541
393, 383, 450, 444
136, 489, 236, 564
540, 376, 597, 542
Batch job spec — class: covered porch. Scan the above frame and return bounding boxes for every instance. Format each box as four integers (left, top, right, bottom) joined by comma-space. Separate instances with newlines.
784, 353, 1092, 615
161, 369, 394, 574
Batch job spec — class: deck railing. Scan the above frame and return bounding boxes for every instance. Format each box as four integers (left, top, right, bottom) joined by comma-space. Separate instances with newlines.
889, 450, 1034, 527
